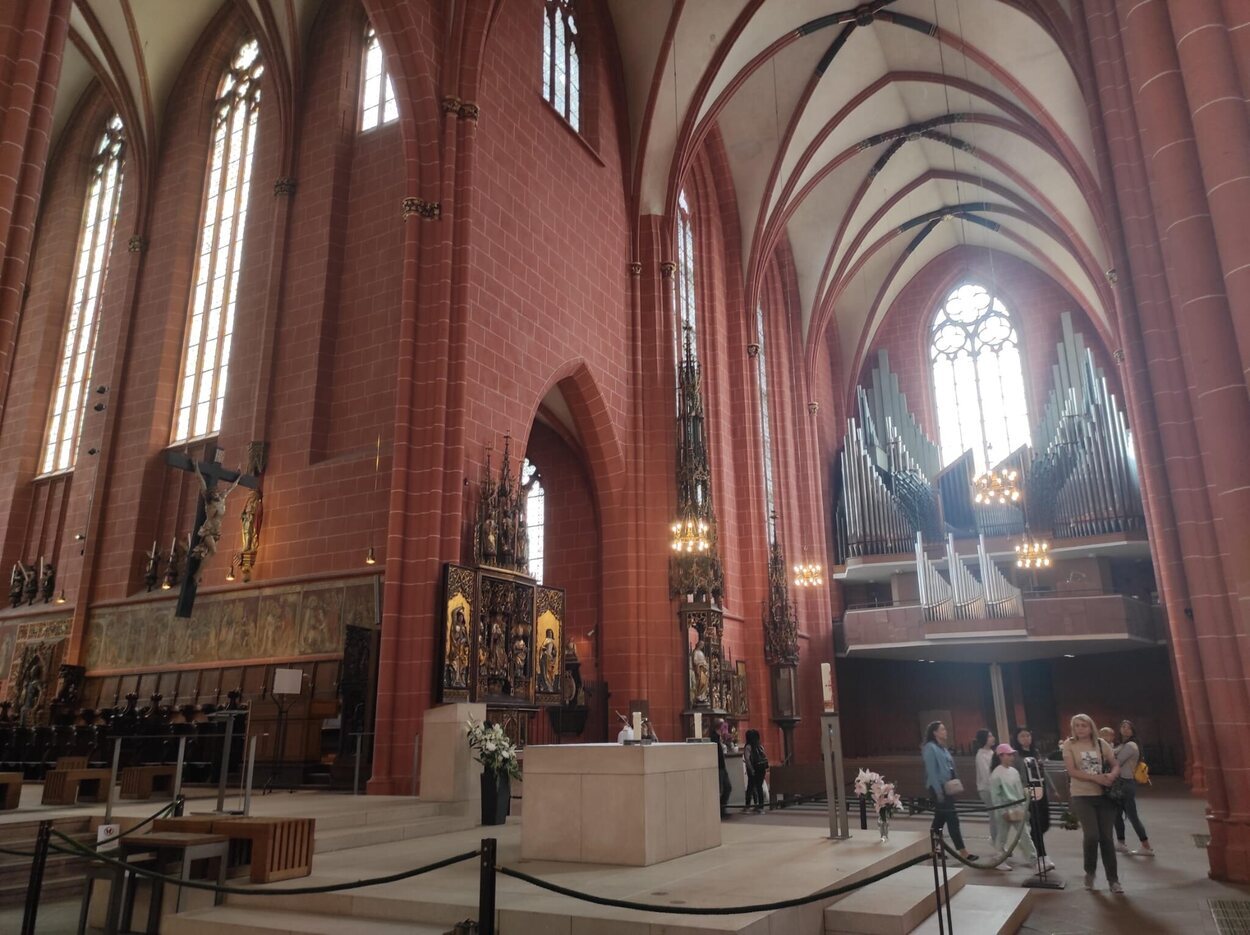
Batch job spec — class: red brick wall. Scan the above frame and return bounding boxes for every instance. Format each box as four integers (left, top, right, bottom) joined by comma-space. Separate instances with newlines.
860, 247, 1117, 442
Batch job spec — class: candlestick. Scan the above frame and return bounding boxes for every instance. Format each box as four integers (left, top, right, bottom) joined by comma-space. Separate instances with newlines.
693, 712, 703, 739
632, 711, 642, 742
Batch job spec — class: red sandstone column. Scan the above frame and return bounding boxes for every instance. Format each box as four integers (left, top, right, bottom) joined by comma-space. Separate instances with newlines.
1116, 0, 1250, 881
1167, 0, 1250, 383
0, 0, 69, 421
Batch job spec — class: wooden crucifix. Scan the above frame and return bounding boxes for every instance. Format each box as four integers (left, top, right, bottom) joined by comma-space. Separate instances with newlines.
164, 446, 260, 618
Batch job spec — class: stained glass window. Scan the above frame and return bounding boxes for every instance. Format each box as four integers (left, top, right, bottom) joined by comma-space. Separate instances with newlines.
523, 458, 545, 583
360, 23, 398, 131
755, 305, 776, 540
675, 188, 699, 393
542, 0, 580, 131
930, 282, 1031, 472
40, 115, 125, 475
172, 39, 262, 443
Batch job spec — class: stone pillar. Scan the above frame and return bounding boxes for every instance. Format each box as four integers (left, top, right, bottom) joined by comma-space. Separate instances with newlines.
1114, 0, 1250, 881
0, 0, 70, 421
1167, 0, 1250, 381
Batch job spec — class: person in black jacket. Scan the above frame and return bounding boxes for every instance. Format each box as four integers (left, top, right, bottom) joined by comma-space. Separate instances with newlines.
742, 729, 769, 813
1012, 726, 1056, 871
713, 718, 731, 817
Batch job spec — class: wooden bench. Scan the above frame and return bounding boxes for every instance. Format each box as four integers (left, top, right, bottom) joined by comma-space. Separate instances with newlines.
42, 757, 112, 806
119, 765, 178, 800
0, 771, 22, 810
154, 814, 316, 883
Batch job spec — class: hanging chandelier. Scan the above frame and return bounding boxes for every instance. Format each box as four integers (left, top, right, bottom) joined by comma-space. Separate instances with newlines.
973, 466, 1020, 505
1015, 538, 1050, 569
792, 560, 823, 588
670, 516, 710, 554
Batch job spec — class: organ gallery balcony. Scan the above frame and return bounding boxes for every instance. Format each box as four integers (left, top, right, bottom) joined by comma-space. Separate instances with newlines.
837, 588, 1165, 662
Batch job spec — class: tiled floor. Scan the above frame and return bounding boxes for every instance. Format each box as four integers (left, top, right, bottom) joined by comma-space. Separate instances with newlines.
3, 778, 1247, 933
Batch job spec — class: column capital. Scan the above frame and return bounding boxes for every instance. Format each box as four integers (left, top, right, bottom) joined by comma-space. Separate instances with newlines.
402, 197, 441, 220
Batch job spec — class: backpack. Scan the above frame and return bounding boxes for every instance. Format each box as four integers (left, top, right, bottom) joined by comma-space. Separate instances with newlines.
751, 745, 769, 772
1134, 759, 1150, 785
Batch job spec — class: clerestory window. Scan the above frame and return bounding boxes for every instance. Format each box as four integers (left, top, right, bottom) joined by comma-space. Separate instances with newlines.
360, 22, 398, 132
40, 115, 126, 475
172, 39, 263, 443
542, 0, 580, 131
523, 458, 545, 583
755, 305, 776, 541
930, 282, 1031, 472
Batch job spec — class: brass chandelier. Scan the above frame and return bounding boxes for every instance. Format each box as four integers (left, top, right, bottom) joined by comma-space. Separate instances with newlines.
973, 466, 1020, 505
1015, 537, 1051, 569
792, 560, 823, 588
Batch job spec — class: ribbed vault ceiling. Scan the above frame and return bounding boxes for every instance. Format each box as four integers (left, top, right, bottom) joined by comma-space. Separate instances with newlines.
609, 0, 1111, 381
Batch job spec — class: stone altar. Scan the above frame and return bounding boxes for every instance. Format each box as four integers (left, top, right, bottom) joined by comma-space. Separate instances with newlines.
520, 742, 720, 865
418, 702, 485, 806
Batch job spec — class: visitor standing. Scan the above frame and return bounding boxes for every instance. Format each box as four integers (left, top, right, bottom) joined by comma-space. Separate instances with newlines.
974, 728, 1005, 861
922, 721, 978, 862
1114, 720, 1154, 856
1011, 726, 1055, 870
990, 744, 1036, 866
713, 718, 731, 818
742, 728, 769, 813
1062, 713, 1123, 893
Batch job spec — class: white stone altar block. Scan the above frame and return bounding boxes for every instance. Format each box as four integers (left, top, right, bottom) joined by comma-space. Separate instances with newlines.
521, 742, 721, 865
419, 702, 486, 804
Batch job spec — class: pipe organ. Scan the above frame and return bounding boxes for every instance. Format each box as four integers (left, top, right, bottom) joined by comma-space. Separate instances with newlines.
977, 534, 1024, 618
914, 532, 1023, 621
835, 314, 1144, 561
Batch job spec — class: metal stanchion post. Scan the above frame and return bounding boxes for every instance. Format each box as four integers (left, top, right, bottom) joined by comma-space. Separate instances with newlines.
174, 794, 186, 818
243, 735, 258, 816
478, 837, 497, 935
217, 714, 236, 812
859, 794, 868, 830
353, 732, 364, 796
105, 736, 122, 824
173, 736, 187, 808
929, 830, 947, 935
410, 733, 420, 797
940, 829, 953, 934
20, 820, 51, 935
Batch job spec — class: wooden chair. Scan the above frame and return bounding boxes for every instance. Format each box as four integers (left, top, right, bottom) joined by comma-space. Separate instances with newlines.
41, 756, 113, 806
119, 765, 178, 800
0, 771, 23, 810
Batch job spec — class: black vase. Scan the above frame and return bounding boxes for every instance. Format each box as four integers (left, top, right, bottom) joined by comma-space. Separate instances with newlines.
481, 769, 511, 826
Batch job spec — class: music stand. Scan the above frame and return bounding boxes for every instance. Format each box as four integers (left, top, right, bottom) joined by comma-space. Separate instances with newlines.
1021, 755, 1064, 889
265, 668, 303, 794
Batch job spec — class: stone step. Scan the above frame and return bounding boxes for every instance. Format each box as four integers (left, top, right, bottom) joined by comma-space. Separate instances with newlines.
910, 884, 1032, 935
313, 813, 478, 853
176, 906, 452, 935
824, 865, 968, 935
298, 801, 447, 832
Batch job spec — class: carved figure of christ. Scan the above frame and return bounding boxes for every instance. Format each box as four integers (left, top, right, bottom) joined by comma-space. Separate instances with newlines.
164, 448, 259, 618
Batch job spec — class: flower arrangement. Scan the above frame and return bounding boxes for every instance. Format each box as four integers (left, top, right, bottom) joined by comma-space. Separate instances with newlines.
465, 718, 521, 780
855, 768, 903, 820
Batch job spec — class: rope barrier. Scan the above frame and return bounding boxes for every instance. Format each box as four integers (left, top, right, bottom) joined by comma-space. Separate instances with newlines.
0, 800, 174, 860
496, 851, 931, 915
50, 830, 478, 897
928, 795, 1031, 870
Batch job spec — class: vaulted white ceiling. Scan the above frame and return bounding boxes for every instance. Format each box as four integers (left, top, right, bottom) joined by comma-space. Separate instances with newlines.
608, 0, 1112, 382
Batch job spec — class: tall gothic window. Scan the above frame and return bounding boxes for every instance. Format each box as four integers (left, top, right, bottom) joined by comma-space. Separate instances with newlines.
40, 116, 126, 475
542, 0, 580, 131
172, 39, 263, 443
360, 22, 398, 131
523, 458, 545, 583
930, 282, 1031, 471
675, 188, 699, 384
755, 305, 776, 541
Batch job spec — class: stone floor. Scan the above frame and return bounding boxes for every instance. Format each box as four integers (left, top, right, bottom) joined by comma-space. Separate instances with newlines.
3, 777, 1247, 933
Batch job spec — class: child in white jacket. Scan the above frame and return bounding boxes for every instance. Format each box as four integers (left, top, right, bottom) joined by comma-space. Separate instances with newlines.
990, 743, 1037, 864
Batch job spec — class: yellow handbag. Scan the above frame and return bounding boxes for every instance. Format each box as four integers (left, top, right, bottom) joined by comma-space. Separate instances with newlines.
1134, 760, 1150, 785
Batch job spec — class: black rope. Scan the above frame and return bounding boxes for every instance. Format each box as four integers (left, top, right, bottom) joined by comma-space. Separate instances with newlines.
497, 851, 931, 915
930, 795, 1030, 870
50, 831, 478, 896
0, 801, 173, 860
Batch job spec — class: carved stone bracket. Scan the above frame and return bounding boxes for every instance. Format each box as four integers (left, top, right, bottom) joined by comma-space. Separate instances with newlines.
128, 235, 145, 253
441, 96, 462, 115
1113, 347, 1125, 363
402, 197, 441, 220
659, 261, 676, 280
629, 261, 642, 276
747, 343, 760, 359
273, 177, 297, 196
808, 401, 820, 416
459, 101, 480, 121
1105, 267, 1118, 284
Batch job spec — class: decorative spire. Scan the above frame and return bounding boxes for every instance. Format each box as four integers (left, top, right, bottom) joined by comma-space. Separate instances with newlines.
763, 517, 799, 666
670, 323, 724, 600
